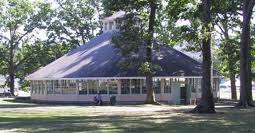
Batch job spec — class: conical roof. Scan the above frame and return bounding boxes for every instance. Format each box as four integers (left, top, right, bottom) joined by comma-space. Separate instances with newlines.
26, 32, 217, 80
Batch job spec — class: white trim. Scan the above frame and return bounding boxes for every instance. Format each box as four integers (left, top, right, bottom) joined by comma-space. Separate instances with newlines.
26, 76, 221, 81
26, 77, 145, 81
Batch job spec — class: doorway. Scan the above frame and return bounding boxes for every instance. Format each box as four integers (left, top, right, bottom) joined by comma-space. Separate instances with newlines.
180, 85, 187, 104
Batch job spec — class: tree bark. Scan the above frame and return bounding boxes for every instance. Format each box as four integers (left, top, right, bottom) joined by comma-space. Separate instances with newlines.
145, 0, 157, 104
247, 41, 253, 105
223, 24, 237, 100
230, 71, 237, 100
190, 0, 215, 113
9, 41, 15, 96
238, 0, 255, 107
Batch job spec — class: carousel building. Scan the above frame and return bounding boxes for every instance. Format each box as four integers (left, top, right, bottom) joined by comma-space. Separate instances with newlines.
26, 11, 220, 104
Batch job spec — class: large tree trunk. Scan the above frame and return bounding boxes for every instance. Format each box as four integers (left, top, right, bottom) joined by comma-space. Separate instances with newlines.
224, 31, 237, 100
247, 43, 253, 105
238, 0, 255, 107
145, 0, 157, 104
230, 71, 237, 100
190, 0, 215, 113
9, 44, 15, 96
145, 75, 156, 104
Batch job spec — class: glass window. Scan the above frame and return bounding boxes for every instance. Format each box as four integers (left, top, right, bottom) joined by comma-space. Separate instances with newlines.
190, 79, 196, 92
78, 80, 88, 95
104, 22, 108, 30
141, 80, 147, 94
131, 79, 140, 94
37, 81, 40, 94
31, 81, 35, 94
98, 80, 108, 94
109, 84, 117, 94
88, 80, 98, 94
108, 80, 118, 94
35, 81, 38, 94
109, 21, 114, 30
164, 79, 171, 93
195, 79, 201, 92
37, 81, 41, 94
115, 19, 121, 29
62, 80, 76, 94
46, 80, 54, 94
33, 81, 39, 94
53, 80, 62, 94
153, 79, 161, 94
41, 81, 45, 94
121, 79, 130, 94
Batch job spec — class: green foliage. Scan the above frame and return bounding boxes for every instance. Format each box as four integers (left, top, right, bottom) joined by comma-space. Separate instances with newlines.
46, 0, 99, 48
0, 0, 50, 89
161, 0, 202, 49
0, 0, 101, 89
20, 80, 30, 92
104, 0, 164, 75
212, 0, 241, 78
216, 38, 240, 77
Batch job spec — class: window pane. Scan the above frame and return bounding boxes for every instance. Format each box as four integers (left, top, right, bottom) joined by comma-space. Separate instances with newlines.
153, 79, 161, 94
98, 80, 108, 94
104, 23, 108, 30
198, 79, 202, 92
54, 80, 62, 94
141, 80, 147, 94
38, 81, 42, 94
121, 79, 130, 94
46, 81, 54, 94
34, 81, 39, 94
88, 80, 98, 94
41, 81, 45, 94
31, 81, 35, 94
108, 80, 118, 94
34, 81, 38, 94
78, 80, 87, 95
164, 79, 171, 93
131, 79, 140, 94
109, 21, 114, 30
62, 80, 76, 94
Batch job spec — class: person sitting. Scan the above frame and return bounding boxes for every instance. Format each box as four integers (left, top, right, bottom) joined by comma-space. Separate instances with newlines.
110, 95, 116, 105
94, 92, 103, 105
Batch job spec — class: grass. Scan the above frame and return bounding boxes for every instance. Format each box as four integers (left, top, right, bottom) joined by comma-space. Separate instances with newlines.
0, 98, 255, 133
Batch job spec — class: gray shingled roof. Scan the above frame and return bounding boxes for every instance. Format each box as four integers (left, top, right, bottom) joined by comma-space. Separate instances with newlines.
26, 32, 218, 80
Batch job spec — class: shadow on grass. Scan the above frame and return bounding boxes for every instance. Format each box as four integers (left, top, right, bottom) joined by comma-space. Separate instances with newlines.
0, 107, 255, 133
0, 99, 255, 133
0, 98, 162, 109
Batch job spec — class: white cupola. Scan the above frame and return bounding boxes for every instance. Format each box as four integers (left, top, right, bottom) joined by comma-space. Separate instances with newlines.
102, 11, 125, 33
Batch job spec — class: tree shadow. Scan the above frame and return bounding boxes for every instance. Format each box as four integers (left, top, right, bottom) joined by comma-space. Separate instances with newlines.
0, 106, 254, 133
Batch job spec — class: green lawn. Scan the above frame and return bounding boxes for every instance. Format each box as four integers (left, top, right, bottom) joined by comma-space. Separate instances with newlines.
0, 99, 254, 133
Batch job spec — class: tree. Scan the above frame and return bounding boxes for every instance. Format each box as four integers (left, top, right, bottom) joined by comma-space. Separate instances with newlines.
212, 0, 240, 100
163, 0, 215, 112
189, 0, 215, 113
16, 41, 70, 80
0, 0, 50, 95
103, 0, 160, 104
216, 38, 239, 100
239, 0, 255, 107
46, 0, 99, 48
